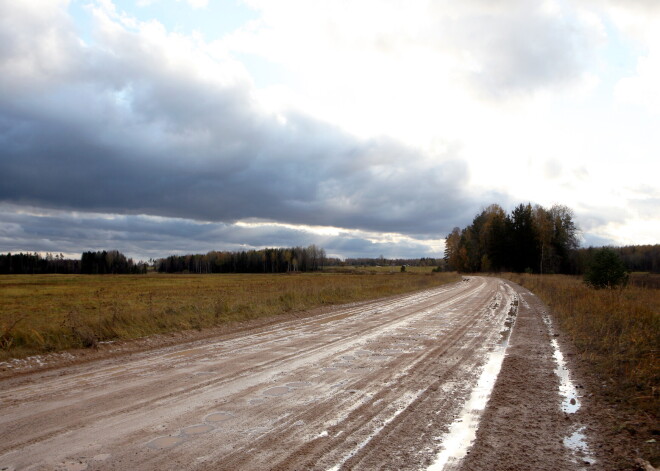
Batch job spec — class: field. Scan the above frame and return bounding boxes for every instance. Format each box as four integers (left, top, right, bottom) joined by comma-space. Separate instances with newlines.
0, 270, 458, 360
503, 273, 659, 416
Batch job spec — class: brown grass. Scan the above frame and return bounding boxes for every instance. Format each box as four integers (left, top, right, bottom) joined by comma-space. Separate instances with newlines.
629, 272, 660, 290
0, 271, 459, 360
503, 273, 659, 418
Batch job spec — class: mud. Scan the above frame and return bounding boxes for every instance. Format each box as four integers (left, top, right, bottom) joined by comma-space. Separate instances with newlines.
0, 277, 627, 470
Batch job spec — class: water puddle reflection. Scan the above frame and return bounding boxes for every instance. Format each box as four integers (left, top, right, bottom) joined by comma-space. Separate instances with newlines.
564, 426, 596, 466
428, 296, 518, 470
551, 338, 580, 413
543, 314, 596, 466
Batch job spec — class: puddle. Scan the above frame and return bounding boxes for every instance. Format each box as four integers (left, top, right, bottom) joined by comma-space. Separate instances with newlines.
263, 386, 291, 396
543, 315, 595, 466
147, 436, 184, 449
551, 339, 581, 413
542, 316, 580, 414
182, 424, 214, 435
205, 412, 234, 423
428, 298, 517, 470
286, 381, 311, 388
564, 426, 596, 466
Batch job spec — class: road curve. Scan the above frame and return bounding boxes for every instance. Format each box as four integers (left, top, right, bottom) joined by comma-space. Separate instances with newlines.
0, 277, 594, 470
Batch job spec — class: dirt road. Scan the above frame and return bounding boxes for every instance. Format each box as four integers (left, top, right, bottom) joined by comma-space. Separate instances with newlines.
0, 277, 603, 470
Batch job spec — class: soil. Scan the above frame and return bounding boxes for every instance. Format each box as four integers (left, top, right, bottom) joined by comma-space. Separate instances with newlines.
0, 277, 653, 470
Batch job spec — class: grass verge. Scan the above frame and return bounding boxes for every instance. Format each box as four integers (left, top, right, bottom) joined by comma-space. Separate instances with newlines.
503, 273, 658, 450
0, 271, 459, 360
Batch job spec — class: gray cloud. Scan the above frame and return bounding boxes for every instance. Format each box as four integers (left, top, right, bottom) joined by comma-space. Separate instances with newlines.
581, 233, 617, 247
0, 205, 440, 260
0, 3, 476, 243
2, 2, 622, 259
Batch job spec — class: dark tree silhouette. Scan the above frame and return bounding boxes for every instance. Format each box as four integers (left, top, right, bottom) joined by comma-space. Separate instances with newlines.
584, 248, 629, 289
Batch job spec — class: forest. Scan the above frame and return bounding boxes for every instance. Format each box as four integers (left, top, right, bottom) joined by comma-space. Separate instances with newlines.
0, 251, 147, 275
155, 245, 326, 273
445, 203, 660, 274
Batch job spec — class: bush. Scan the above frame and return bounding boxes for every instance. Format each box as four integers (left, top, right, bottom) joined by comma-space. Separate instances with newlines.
584, 248, 629, 289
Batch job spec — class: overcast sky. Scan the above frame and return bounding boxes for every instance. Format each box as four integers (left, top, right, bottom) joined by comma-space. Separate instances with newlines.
1, 0, 658, 260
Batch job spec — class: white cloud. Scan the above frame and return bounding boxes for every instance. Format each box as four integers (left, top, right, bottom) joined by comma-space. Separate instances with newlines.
137, 0, 209, 9
615, 34, 660, 113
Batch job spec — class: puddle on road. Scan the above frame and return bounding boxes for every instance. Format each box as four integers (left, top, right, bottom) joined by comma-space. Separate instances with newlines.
205, 412, 234, 423
428, 297, 518, 470
543, 314, 596, 466
147, 436, 184, 450
551, 339, 581, 413
543, 314, 581, 414
563, 426, 597, 466
263, 386, 291, 396
286, 381, 311, 388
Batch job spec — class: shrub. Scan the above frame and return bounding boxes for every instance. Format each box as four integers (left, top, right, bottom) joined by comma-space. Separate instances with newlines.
584, 247, 629, 289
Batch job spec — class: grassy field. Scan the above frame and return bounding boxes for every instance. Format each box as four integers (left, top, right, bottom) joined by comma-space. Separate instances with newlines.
0, 271, 459, 360
503, 273, 659, 420
323, 265, 440, 274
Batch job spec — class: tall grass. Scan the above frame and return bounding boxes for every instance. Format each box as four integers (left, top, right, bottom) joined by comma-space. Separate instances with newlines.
0, 271, 459, 360
504, 273, 659, 416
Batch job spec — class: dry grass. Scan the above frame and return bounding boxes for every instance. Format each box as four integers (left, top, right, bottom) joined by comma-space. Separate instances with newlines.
0, 271, 459, 360
503, 273, 659, 417
629, 272, 660, 290
323, 265, 439, 274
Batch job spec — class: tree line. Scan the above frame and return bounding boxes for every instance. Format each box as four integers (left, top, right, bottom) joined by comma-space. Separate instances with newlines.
325, 257, 441, 267
0, 251, 147, 275
155, 245, 326, 273
444, 203, 580, 274
572, 244, 660, 275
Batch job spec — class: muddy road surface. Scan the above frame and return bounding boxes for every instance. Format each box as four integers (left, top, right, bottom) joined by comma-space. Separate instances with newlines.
1, 277, 602, 470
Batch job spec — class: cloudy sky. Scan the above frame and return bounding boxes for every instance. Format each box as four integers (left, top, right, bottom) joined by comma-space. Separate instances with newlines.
1, 0, 658, 260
